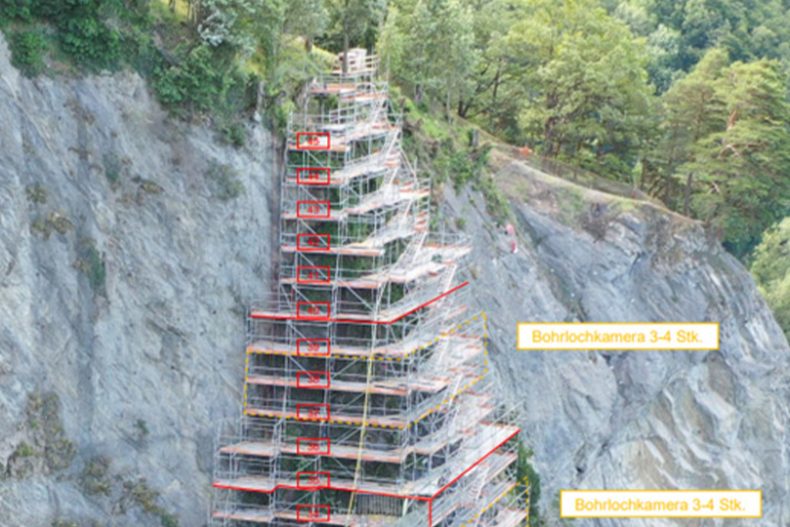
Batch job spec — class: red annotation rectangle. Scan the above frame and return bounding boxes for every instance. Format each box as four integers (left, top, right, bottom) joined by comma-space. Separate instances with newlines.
296, 403, 331, 422
296, 301, 330, 321
296, 132, 330, 150
296, 167, 331, 186
296, 471, 331, 490
297, 266, 331, 285
296, 504, 331, 523
296, 370, 330, 390
296, 200, 331, 219
296, 437, 331, 456
296, 338, 330, 357
296, 233, 331, 252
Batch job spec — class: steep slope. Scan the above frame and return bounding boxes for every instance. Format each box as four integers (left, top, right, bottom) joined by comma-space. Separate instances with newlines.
443, 153, 790, 526
2, 33, 788, 527
0, 36, 276, 526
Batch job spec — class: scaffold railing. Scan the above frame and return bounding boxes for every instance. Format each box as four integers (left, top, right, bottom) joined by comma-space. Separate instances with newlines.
211, 47, 521, 527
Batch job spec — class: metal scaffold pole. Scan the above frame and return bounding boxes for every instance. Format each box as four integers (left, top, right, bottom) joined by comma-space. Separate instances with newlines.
208, 48, 524, 527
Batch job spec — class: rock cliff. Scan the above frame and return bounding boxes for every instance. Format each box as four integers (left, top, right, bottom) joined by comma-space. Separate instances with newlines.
444, 155, 790, 526
1, 33, 788, 527
0, 35, 275, 526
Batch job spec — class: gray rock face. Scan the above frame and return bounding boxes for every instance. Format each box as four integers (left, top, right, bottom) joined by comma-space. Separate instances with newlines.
1, 33, 788, 527
0, 35, 275, 526
443, 160, 790, 527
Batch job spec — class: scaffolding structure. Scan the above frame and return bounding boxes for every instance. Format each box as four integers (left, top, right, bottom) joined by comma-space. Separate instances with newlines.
210, 49, 526, 527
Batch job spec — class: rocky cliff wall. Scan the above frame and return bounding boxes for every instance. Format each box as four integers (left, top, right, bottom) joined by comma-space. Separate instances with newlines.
0, 35, 275, 526
1, 32, 788, 527
444, 157, 790, 527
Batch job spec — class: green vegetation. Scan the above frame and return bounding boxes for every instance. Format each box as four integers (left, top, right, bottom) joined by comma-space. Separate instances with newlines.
8, 28, 48, 76
24, 391, 77, 473
205, 161, 244, 200
3, 0, 787, 260
648, 49, 790, 257
103, 153, 123, 188
515, 441, 543, 526
75, 238, 107, 295
400, 97, 509, 221
134, 418, 150, 443
25, 184, 48, 204
13, 441, 35, 458
122, 478, 180, 527
80, 456, 112, 496
381, 0, 790, 262
751, 218, 790, 340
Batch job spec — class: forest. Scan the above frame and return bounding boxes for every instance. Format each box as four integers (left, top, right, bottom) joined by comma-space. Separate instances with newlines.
1, 0, 788, 334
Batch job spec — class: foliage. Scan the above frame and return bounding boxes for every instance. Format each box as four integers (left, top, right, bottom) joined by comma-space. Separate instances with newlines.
31, 212, 74, 239
515, 441, 543, 526
9, 29, 48, 76
103, 153, 123, 188
154, 45, 233, 113
14, 442, 35, 458
322, 0, 386, 58
122, 477, 180, 526
58, 14, 122, 70
751, 218, 790, 341
196, 0, 260, 54
380, 0, 475, 113
24, 391, 77, 473
0, 0, 33, 25
25, 184, 48, 204
75, 238, 107, 296
652, 49, 790, 256
507, 0, 656, 179
80, 456, 112, 496
205, 161, 245, 200
609, 0, 790, 88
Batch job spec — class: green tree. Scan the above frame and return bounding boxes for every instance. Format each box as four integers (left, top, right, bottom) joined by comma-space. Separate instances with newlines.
611, 0, 790, 85
679, 57, 790, 255
285, 0, 329, 52
325, 0, 385, 71
506, 0, 655, 178
380, 0, 476, 113
8, 29, 48, 76
751, 218, 790, 342
649, 48, 728, 207
455, 0, 522, 129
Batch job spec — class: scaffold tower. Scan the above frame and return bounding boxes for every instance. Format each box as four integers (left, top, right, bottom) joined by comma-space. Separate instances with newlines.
210, 48, 526, 527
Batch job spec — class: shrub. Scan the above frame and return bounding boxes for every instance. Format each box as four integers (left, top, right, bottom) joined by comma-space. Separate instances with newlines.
160, 512, 179, 527
80, 456, 112, 496
133, 418, 149, 443
751, 217, 790, 341
30, 211, 73, 239
220, 121, 247, 148
75, 238, 106, 295
127, 478, 160, 514
0, 0, 32, 24
59, 16, 121, 70
25, 392, 77, 473
154, 45, 228, 113
122, 24, 164, 78
9, 29, 48, 77
516, 442, 543, 526
205, 162, 244, 201
14, 442, 35, 458
103, 153, 122, 187
25, 184, 48, 204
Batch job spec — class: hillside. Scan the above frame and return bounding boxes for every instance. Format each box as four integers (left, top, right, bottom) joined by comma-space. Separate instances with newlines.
444, 150, 790, 525
1, 32, 789, 527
